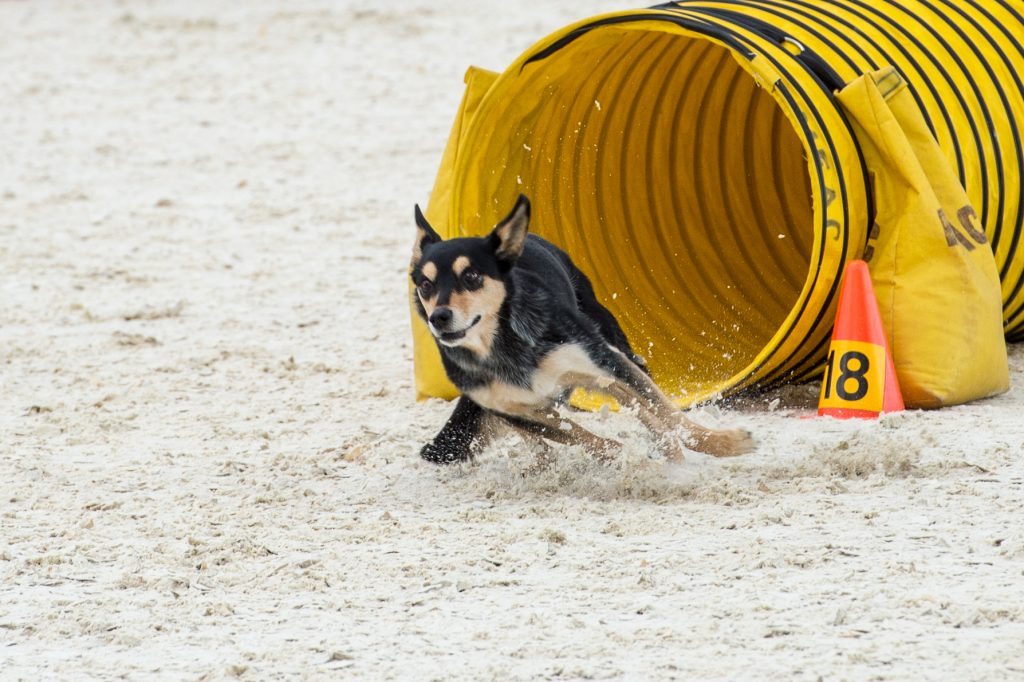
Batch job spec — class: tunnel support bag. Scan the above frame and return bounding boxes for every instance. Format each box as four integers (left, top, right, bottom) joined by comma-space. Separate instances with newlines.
412, 67, 498, 401
836, 68, 1008, 407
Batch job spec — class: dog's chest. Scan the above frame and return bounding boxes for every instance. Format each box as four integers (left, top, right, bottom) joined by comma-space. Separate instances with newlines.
466, 343, 613, 416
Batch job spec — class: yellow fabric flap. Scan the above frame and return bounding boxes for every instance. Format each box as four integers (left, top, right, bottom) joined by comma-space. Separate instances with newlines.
836, 67, 1008, 407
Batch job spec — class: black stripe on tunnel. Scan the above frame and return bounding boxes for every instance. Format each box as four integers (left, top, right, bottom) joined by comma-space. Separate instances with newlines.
843, 0, 992, 239
949, 0, 1024, 331
521, 12, 755, 70
927, 0, 1020, 281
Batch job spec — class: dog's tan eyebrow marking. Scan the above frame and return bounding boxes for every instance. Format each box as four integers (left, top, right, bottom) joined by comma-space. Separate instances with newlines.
421, 262, 437, 280
452, 256, 471, 276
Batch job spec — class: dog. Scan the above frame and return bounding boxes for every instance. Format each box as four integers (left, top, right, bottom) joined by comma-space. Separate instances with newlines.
411, 194, 755, 464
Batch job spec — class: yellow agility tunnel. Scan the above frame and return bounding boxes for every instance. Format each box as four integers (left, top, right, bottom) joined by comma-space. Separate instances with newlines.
414, 0, 1024, 406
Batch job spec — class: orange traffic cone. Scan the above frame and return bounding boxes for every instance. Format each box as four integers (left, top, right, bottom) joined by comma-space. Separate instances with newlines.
818, 260, 904, 419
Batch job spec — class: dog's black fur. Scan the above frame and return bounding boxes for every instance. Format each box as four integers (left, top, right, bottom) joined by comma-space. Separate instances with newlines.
411, 195, 754, 464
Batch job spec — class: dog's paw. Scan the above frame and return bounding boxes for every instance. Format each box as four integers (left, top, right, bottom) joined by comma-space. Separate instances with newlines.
691, 428, 756, 458
419, 441, 471, 465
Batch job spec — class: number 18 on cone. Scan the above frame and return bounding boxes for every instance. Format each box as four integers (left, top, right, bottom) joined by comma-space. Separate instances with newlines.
818, 260, 904, 418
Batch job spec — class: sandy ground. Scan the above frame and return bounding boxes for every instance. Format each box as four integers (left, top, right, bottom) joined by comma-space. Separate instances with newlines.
2, 1, 1024, 679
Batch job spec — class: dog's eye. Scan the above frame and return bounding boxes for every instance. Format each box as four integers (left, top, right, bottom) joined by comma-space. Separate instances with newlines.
418, 279, 435, 297
462, 269, 483, 289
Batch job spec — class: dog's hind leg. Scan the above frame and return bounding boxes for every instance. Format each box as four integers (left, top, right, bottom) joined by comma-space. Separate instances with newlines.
574, 284, 649, 373
421, 396, 496, 464
604, 383, 688, 462
603, 350, 755, 458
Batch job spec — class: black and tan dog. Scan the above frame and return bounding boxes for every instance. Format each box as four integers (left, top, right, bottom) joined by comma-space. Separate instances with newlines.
411, 194, 755, 464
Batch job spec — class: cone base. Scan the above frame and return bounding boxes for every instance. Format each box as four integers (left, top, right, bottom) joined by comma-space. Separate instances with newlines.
817, 407, 895, 420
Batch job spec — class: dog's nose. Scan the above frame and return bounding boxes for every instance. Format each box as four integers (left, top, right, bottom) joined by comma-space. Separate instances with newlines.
429, 307, 453, 329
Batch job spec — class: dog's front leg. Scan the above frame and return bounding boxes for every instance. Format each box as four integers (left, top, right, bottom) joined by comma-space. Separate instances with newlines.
421, 396, 493, 464
510, 411, 620, 462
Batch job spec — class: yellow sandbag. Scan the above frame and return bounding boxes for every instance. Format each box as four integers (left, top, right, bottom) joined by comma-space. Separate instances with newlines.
836, 67, 1008, 407
412, 67, 498, 401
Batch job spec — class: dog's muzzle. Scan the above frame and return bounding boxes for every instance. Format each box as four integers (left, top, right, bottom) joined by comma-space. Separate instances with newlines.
433, 315, 481, 344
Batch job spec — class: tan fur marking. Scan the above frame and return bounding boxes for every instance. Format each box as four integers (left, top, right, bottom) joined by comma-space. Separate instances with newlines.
417, 262, 439, 318
460, 313, 499, 356
492, 200, 529, 261
452, 256, 471, 276
467, 344, 613, 415
531, 345, 612, 396
495, 221, 527, 260
447, 277, 505, 356
467, 381, 544, 416
411, 231, 425, 264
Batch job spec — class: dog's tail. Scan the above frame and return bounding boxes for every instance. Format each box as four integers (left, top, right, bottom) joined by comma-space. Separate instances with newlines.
532, 235, 650, 375
567, 260, 650, 376
586, 302, 651, 375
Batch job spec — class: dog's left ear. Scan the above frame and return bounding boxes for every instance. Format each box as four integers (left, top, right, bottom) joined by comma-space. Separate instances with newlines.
413, 204, 441, 264
489, 194, 530, 264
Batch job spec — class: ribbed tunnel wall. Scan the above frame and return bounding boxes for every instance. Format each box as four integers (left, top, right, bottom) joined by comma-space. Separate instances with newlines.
423, 0, 1024, 405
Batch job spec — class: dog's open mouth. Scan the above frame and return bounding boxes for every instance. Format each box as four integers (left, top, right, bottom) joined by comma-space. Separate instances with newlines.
437, 315, 481, 344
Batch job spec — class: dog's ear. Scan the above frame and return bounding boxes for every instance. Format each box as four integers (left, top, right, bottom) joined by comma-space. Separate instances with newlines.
489, 194, 530, 264
413, 204, 441, 264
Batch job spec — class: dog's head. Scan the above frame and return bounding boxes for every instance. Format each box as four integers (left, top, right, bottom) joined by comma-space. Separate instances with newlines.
410, 195, 530, 353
